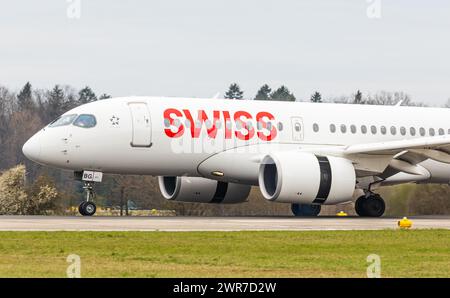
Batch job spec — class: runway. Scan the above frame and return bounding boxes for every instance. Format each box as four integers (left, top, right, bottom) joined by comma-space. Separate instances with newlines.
0, 216, 450, 231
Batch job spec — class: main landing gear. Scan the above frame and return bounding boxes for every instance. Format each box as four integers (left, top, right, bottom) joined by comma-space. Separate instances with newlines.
355, 193, 385, 217
78, 181, 97, 216
291, 203, 321, 217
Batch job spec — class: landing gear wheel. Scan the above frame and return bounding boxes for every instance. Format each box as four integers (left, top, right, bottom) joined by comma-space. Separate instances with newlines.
355, 194, 385, 217
355, 196, 368, 217
79, 201, 96, 216
78, 201, 87, 216
78, 181, 97, 216
291, 204, 321, 217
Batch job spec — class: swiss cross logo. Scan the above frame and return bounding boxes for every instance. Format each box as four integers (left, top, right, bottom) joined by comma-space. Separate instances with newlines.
163, 108, 277, 141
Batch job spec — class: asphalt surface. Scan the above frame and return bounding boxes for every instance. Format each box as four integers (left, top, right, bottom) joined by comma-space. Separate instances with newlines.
0, 216, 449, 231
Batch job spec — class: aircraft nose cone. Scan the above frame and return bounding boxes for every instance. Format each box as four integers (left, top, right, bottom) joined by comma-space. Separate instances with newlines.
22, 134, 41, 162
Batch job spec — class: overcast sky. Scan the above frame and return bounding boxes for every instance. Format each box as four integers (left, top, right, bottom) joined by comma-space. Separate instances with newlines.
1, 0, 449, 105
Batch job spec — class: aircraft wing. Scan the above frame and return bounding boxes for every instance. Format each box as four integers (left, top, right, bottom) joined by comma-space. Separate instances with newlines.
343, 135, 450, 163
338, 135, 450, 178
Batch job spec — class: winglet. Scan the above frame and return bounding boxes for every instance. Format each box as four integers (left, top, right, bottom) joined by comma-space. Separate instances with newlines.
395, 100, 403, 107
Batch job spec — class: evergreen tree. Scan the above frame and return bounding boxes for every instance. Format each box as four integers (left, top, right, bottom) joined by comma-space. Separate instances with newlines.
310, 91, 322, 103
99, 93, 112, 100
254, 84, 272, 100
17, 82, 34, 110
47, 85, 65, 120
270, 86, 296, 102
354, 90, 363, 104
78, 86, 97, 104
64, 93, 77, 111
224, 83, 244, 100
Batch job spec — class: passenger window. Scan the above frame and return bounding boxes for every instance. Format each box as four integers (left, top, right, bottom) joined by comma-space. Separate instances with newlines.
380, 126, 387, 135
330, 124, 336, 133
49, 114, 77, 127
371, 125, 377, 134
439, 128, 445, 136
173, 119, 181, 128
361, 125, 367, 134
340, 124, 347, 133
410, 127, 416, 136
350, 125, 357, 134
73, 114, 97, 128
429, 128, 435, 136
419, 127, 426, 136
257, 121, 262, 130
400, 127, 406, 136
313, 123, 319, 132
205, 120, 213, 129
390, 126, 397, 135
277, 122, 283, 131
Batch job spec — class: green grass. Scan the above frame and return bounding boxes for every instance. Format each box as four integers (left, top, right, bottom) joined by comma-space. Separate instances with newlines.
0, 230, 449, 277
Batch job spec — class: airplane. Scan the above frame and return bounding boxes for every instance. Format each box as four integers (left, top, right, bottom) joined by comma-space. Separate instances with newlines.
22, 96, 450, 217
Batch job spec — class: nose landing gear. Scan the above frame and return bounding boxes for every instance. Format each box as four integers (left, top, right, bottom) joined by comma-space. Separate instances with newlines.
75, 170, 103, 217
78, 181, 97, 216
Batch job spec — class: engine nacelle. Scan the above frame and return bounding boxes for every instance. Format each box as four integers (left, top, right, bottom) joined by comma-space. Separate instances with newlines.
158, 176, 251, 204
258, 152, 356, 205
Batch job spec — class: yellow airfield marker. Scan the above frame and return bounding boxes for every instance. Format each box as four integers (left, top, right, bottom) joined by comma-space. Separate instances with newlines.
398, 217, 413, 229
336, 211, 348, 217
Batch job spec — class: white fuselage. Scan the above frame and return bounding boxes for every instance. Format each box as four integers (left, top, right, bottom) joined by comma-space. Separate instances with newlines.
23, 96, 450, 186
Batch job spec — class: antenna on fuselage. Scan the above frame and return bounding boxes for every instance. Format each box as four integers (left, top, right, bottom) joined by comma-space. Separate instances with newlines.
212, 92, 220, 99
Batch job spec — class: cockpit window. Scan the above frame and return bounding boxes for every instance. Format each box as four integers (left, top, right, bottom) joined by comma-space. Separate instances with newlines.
73, 114, 97, 128
49, 114, 77, 127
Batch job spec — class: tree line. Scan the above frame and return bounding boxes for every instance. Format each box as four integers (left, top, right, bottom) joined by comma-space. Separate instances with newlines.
225, 83, 296, 102
223, 82, 427, 106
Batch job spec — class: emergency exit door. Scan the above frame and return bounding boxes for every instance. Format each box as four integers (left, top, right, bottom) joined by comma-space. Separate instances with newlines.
129, 102, 152, 147
291, 117, 304, 142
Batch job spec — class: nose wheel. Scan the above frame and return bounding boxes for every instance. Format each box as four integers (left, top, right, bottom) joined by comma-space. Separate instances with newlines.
78, 181, 97, 216
79, 201, 96, 216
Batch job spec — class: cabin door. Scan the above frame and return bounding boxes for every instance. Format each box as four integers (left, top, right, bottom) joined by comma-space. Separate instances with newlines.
290, 117, 304, 142
128, 102, 152, 147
